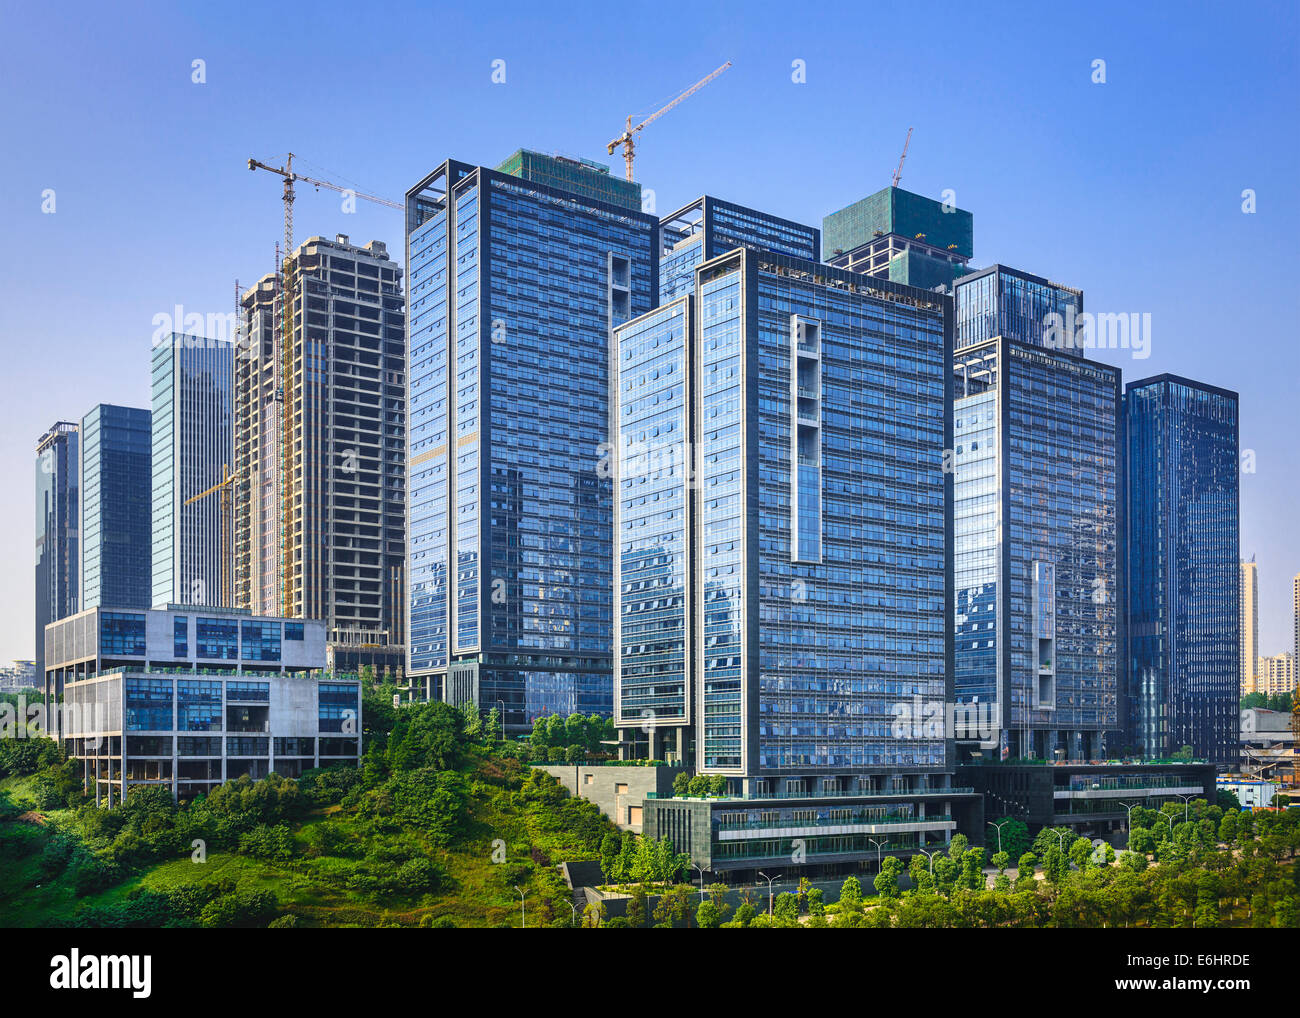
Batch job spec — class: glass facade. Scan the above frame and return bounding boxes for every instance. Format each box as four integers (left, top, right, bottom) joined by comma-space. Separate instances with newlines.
615, 246, 951, 780
240, 620, 281, 662
81, 404, 152, 611
177, 679, 222, 731
196, 616, 238, 660
100, 612, 146, 656
151, 334, 234, 608
1126, 375, 1240, 766
406, 158, 658, 729
954, 265, 1083, 352
125, 677, 173, 730
951, 268, 1120, 761
35, 422, 79, 676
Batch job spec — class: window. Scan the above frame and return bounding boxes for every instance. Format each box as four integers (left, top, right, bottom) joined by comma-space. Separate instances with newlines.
319, 684, 358, 733
125, 678, 172, 730
173, 616, 189, 658
284, 622, 305, 641
177, 680, 222, 731
241, 620, 281, 662
196, 618, 238, 660
101, 613, 146, 656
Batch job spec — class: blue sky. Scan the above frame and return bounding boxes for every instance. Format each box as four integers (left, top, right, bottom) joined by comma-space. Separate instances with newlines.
1, 0, 1296, 661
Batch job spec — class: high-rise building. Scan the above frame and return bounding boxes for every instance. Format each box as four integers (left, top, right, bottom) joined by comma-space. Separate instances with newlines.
616, 217, 981, 881
1240, 560, 1259, 695
151, 334, 234, 608
80, 404, 152, 612
1293, 573, 1300, 684
236, 235, 407, 674
823, 185, 973, 290
1256, 652, 1295, 697
404, 153, 658, 730
949, 265, 1121, 763
35, 422, 79, 676
1126, 375, 1240, 766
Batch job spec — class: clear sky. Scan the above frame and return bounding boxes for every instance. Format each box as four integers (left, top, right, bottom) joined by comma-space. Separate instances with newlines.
1, 0, 1296, 661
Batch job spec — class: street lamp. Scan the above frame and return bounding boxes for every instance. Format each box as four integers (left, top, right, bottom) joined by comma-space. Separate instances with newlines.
917, 846, 937, 873
1118, 801, 1138, 832
867, 837, 884, 871
515, 886, 525, 929
758, 871, 782, 915
568, 900, 578, 927
691, 864, 707, 903
1174, 792, 1195, 823
987, 819, 1009, 855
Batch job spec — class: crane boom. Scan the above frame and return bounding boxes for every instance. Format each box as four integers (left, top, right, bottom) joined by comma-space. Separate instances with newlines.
892, 127, 913, 187
607, 61, 732, 182
184, 463, 238, 607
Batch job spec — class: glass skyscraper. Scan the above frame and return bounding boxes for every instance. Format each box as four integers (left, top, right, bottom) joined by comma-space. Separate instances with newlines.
622, 220, 979, 881
35, 421, 79, 676
405, 153, 657, 729
1125, 374, 1240, 766
151, 333, 234, 608
951, 265, 1121, 762
80, 403, 152, 612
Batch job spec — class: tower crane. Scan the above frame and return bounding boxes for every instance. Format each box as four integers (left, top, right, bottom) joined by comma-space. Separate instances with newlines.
246, 155, 402, 616
607, 62, 732, 182
184, 463, 239, 608
892, 127, 913, 188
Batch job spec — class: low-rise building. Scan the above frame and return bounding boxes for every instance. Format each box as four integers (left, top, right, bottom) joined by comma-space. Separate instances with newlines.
44, 606, 360, 804
1217, 776, 1280, 809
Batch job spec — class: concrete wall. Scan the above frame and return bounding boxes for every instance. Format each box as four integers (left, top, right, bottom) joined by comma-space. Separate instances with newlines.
538, 763, 684, 833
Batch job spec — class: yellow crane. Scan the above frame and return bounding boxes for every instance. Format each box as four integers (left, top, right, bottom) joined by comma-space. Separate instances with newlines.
246, 155, 402, 616
607, 62, 732, 182
184, 463, 238, 608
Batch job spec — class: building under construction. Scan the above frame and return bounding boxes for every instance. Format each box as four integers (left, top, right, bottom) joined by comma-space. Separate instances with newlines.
235, 234, 407, 675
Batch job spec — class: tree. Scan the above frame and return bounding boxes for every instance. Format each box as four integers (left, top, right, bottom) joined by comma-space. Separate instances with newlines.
671, 772, 691, 797
838, 875, 863, 913
1014, 852, 1037, 891
483, 706, 501, 743
707, 774, 727, 797
990, 817, 1031, 860
874, 856, 903, 899
773, 892, 800, 927
626, 884, 649, 928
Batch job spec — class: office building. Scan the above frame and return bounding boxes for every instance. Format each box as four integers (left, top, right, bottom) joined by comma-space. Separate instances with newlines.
80, 404, 152, 612
1294, 573, 1300, 684
616, 223, 980, 880
151, 333, 235, 608
823, 185, 973, 290
45, 606, 357, 803
1126, 374, 1240, 767
35, 422, 79, 676
236, 235, 407, 675
404, 153, 657, 730
950, 265, 1121, 763
1240, 560, 1259, 695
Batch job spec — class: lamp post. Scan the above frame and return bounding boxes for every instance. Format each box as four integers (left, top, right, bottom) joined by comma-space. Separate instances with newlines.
987, 819, 1009, 855
691, 864, 707, 904
568, 900, 578, 927
758, 871, 782, 915
918, 846, 937, 873
515, 886, 525, 929
1174, 792, 1195, 823
867, 837, 884, 872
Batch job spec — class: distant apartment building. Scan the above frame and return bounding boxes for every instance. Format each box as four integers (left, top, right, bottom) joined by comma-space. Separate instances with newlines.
0, 660, 37, 694
1126, 375, 1240, 767
236, 235, 406, 675
80, 404, 152, 612
151, 333, 235, 608
1294, 573, 1300, 684
404, 152, 657, 730
45, 606, 358, 803
1240, 560, 1259, 695
35, 422, 79, 676
1256, 652, 1295, 697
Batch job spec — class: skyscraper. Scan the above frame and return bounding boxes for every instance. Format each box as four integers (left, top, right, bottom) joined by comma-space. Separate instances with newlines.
617, 211, 980, 881
1126, 375, 1240, 766
404, 153, 658, 729
34, 422, 79, 675
236, 235, 407, 674
80, 404, 152, 611
151, 333, 234, 608
823, 185, 973, 290
1240, 560, 1259, 695
949, 265, 1121, 763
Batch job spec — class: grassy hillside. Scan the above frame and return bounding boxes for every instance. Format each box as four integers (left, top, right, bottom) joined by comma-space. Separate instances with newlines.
0, 699, 620, 928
